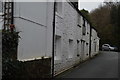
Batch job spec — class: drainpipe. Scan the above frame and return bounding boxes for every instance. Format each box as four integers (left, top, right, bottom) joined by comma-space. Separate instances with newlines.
52, 1, 56, 78
89, 25, 92, 59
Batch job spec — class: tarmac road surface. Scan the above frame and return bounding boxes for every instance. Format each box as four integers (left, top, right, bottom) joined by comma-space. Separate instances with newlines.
56, 51, 118, 78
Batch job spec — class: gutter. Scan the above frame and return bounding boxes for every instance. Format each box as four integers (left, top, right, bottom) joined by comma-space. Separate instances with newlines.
52, 1, 56, 78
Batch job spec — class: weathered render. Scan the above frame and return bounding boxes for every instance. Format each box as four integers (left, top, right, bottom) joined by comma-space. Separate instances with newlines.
91, 29, 100, 57
14, 2, 54, 60
1, 0, 100, 77
54, 2, 99, 75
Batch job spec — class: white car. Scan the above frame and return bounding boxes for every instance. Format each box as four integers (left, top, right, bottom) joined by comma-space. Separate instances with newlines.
102, 44, 114, 51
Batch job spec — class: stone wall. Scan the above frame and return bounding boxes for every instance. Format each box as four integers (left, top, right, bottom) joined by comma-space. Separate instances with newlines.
2, 58, 51, 79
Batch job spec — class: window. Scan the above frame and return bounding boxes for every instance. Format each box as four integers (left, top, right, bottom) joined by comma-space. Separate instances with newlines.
94, 42, 97, 52
77, 24, 81, 28
77, 40, 80, 57
81, 40, 85, 60
69, 39, 73, 58
55, 2, 62, 15
82, 19, 86, 35
86, 43, 89, 56
54, 35, 61, 60
78, 16, 81, 26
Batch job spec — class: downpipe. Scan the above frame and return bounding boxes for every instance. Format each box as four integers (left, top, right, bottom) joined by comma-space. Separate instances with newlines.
52, 1, 56, 79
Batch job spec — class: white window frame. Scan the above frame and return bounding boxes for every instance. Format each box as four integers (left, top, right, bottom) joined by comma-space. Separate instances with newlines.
54, 35, 62, 60
68, 39, 74, 58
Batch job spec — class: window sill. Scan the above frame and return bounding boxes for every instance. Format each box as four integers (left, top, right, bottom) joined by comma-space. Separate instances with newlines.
54, 56, 61, 60
68, 56, 73, 59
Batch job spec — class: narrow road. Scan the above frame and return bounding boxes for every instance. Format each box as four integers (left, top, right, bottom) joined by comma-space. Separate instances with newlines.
56, 51, 118, 78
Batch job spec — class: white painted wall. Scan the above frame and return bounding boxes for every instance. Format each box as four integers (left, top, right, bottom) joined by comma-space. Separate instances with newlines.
0, 19, 3, 29
14, 2, 54, 61
13, 1, 99, 75
54, 1, 93, 75
91, 28, 99, 57
0, 12, 3, 29
54, 1, 99, 75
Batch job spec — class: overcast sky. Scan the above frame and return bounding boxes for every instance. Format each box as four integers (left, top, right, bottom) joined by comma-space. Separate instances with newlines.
78, 0, 104, 12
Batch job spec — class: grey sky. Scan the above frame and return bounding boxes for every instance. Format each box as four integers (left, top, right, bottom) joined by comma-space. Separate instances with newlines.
79, 2, 103, 12
78, 0, 104, 12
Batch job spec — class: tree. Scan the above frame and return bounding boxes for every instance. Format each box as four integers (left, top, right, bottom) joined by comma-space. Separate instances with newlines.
80, 9, 91, 22
90, 2, 116, 48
